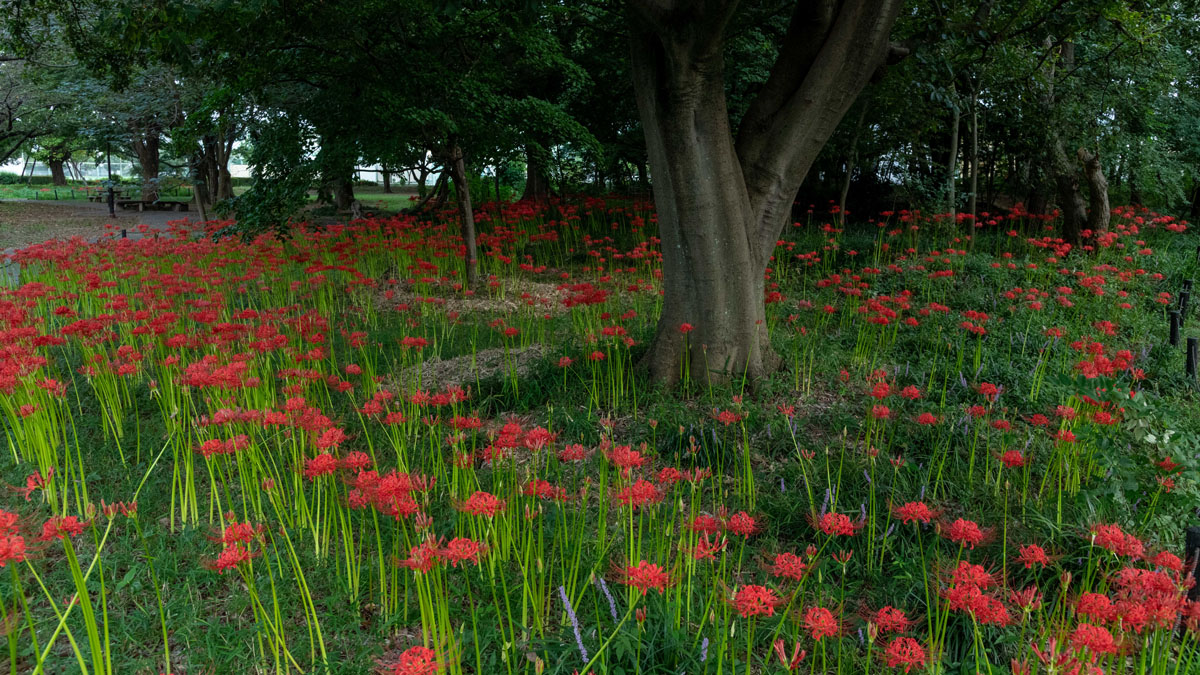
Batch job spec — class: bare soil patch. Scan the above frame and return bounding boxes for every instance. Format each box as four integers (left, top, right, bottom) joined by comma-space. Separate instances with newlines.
0, 200, 194, 250
394, 344, 549, 392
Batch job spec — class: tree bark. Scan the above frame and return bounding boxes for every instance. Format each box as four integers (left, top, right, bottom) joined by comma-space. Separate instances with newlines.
1052, 137, 1086, 246
521, 144, 551, 201
382, 169, 392, 193
48, 159, 67, 186
628, 0, 902, 385
132, 134, 161, 202
334, 176, 355, 211
1077, 147, 1109, 235
448, 143, 480, 287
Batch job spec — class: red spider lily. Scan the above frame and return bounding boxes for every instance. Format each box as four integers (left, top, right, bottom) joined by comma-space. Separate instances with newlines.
693, 533, 727, 561
883, 637, 927, 673
304, 453, 339, 480
523, 479, 569, 502
802, 605, 840, 640
1068, 623, 1119, 655
812, 511, 863, 537
892, 501, 935, 525
340, 451, 373, 472
440, 537, 487, 567
1076, 592, 1114, 622
220, 517, 264, 546
1090, 523, 1144, 558
678, 323, 694, 334
713, 409, 743, 426
942, 518, 987, 549
1148, 550, 1183, 572
605, 444, 647, 473
725, 511, 757, 538
615, 480, 662, 510
621, 560, 671, 595
398, 538, 443, 573
385, 645, 441, 674
1010, 586, 1043, 611
1001, 449, 1028, 468
0, 532, 26, 566
690, 513, 725, 534
915, 412, 939, 425
558, 443, 589, 462
456, 491, 506, 517
872, 605, 913, 633
1017, 544, 1050, 568
772, 639, 806, 670
734, 585, 782, 618
16, 467, 51, 500
770, 552, 809, 581
209, 543, 256, 573
39, 515, 87, 541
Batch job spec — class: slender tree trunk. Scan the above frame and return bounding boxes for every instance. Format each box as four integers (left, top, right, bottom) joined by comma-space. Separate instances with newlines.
382, 169, 392, 193
494, 167, 502, 201
48, 159, 67, 186
417, 163, 431, 199
190, 150, 210, 223
628, 0, 902, 384
967, 94, 979, 222
947, 103, 960, 219
838, 103, 868, 224
408, 171, 447, 213
132, 134, 161, 202
448, 144, 479, 287
1077, 147, 1109, 235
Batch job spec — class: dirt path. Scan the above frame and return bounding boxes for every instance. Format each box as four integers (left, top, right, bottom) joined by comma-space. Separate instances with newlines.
0, 199, 196, 252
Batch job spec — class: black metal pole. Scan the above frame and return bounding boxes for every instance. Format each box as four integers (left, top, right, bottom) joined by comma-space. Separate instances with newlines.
1187, 527, 1200, 602
1188, 337, 1199, 381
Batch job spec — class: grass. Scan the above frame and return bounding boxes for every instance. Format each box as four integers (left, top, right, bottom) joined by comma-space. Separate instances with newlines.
0, 199, 1197, 674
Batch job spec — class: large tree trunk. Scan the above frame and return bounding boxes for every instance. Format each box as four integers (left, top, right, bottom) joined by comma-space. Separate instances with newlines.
215, 131, 235, 202
448, 144, 480, 287
382, 169, 392, 193
132, 134, 161, 202
48, 159, 67, 186
1077, 147, 1109, 235
628, 0, 902, 385
521, 144, 551, 201
1051, 138, 1086, 246
334, 177, 355, 211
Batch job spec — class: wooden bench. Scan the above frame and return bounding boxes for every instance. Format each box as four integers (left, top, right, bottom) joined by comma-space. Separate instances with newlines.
116, 200, 189, 212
